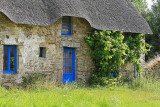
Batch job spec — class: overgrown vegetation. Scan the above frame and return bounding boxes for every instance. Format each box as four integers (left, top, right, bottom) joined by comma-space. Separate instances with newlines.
130, 0, 160, 61
21, 73, 55, 89
145, 0, 160, 60
125, 34, 151, 76
85, 31, 150, 85
85, 31, 128, 77
130, 0, 148, 18
1, 64, 159, 106
0, 77, 160, 107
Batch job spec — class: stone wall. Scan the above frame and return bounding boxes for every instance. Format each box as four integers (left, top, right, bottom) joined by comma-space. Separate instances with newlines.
144, 57, 160, 78
120, 63, 134, 79
0, 13, 95, 85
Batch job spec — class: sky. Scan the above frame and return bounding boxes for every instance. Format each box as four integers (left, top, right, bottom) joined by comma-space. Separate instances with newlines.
147, 0, 153, 9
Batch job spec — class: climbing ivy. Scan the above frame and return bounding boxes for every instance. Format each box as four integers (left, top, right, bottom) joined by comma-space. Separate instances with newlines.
125, 33, 151, 76
85, 31, 128, 77
85, 30, 151, 85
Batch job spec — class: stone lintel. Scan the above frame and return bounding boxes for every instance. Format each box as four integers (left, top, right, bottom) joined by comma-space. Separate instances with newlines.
61, 41, 80, 48
1, 41, 24, 46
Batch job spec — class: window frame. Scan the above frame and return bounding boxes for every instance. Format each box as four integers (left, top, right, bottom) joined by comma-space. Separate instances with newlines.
3, 45, 17, 74
61, 16, 72, 36
39, 47, 46, 58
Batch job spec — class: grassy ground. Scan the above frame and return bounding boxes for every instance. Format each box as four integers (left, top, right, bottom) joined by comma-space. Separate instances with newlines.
0, 85, 160, 107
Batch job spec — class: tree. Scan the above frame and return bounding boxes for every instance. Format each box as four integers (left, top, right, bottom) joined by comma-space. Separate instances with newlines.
130, 0, 149, 18
145, 0, 160, 60
147, 0, 160, 35
130, 0, 160, 60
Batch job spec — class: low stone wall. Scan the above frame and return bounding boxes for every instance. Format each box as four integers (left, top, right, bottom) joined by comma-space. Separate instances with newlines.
143, 57, 160, 79
144, 65, 160, 78
120, 63, 134, 79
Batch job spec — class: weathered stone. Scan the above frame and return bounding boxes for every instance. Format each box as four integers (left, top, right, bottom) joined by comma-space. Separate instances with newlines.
120, 63, 134, 78
61, 41, 81, 48
0, 13, 95, 85
0, 12, 139, 86
2, 83, 12, 87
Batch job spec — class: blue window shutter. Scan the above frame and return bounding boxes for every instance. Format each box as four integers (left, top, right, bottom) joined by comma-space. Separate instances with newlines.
7, 46, 10, 71
61, 16, 72, 36
15, 46, 17, 73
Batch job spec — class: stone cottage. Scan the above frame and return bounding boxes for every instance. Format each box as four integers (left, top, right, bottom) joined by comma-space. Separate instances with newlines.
0, 0, 152, 85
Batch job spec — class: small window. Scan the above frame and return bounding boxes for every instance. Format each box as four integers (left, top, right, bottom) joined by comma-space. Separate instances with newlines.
3, 45, 17, 74
61, 16, 71, 36
39, 47, 46, 58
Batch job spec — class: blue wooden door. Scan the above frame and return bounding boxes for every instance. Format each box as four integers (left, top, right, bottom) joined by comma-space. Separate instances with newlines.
63, 48, 75, 83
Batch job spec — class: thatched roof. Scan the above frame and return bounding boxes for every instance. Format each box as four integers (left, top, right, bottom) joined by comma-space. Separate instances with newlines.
0, 0, 152, 34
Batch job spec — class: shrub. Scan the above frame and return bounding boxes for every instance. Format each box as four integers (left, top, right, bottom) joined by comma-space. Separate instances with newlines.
21, 73, 47, 89
129, 78, 145, 90
85, 31, 128, 77
85, 30, 151, 86
88, 72, 105, 86
128, 77, 160, 91
124, 34, 151, 73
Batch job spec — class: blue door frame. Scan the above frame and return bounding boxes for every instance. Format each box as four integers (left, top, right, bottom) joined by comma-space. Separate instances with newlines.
63, 48, 75, 83
3, 45, 17, 74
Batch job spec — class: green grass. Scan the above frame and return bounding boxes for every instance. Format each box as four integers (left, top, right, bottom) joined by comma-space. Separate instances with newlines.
0, 86, 160, 107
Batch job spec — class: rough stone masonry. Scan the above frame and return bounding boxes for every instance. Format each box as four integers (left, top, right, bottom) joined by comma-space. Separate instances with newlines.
0, 13, 95, 86
0, 12, 136, 86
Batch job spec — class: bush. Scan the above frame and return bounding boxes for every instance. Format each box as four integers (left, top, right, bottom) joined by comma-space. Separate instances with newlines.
85, 30, 151, 86
104, 77, 122, 88
85, 31, 128, 77
129, 78, 145, 90
128, 76, 160, 91
88, 72, 123, 88
88, 73, 105, 86
21, 73, 47, 89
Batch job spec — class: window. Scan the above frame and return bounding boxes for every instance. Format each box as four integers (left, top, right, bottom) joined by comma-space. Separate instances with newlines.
61, 16, 71, 36
39, 47, 46, 58
63, 50, 73, 73
3, 45, 17, 74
